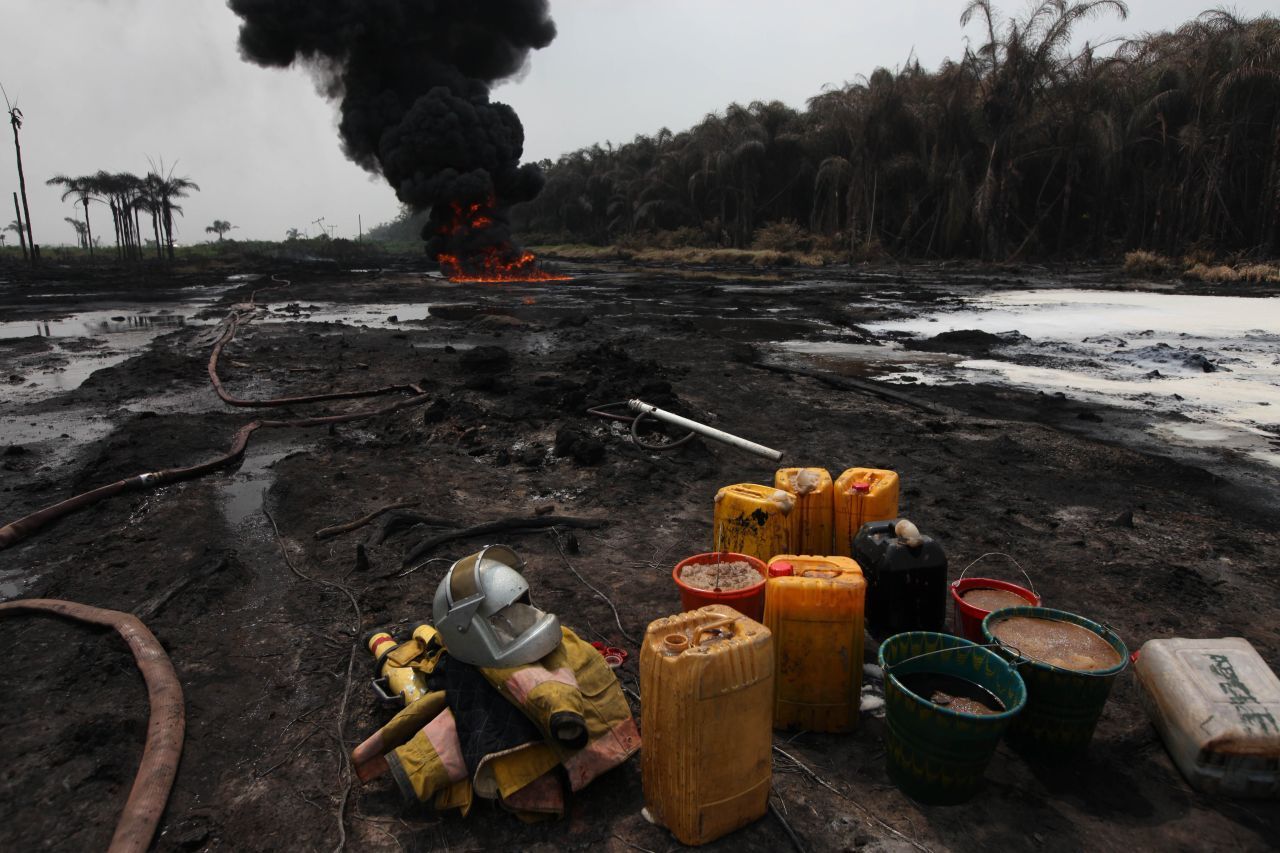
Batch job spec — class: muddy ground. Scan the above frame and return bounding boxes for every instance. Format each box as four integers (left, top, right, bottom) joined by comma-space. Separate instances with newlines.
1, 259, 1278, 853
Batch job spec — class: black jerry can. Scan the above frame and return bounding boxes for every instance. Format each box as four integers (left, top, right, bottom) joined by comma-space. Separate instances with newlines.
852, 519, 947, 638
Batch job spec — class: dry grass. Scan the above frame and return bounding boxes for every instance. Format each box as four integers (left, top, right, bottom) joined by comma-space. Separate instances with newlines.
1183, 262, 1280, 284
1123, 250, 1176, 277
529, 244, 632, 261
1124, 250, 1280, 284
666, 269, 785, 282
530, 241, 836, 268
630, 247, 833, 267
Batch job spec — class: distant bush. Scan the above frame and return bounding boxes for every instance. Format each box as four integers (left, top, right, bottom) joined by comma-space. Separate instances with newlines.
528, 244, 631, 261
1123, 250, 1176, 277
1183, 263, 1280, 284
752, 220, 813, 252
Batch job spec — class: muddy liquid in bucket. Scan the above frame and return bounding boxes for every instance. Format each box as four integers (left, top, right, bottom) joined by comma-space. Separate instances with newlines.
897, 671, 1005, 716
991, 615, 1121, 671
680, 561, 759, 592
961, 587, 1029, 610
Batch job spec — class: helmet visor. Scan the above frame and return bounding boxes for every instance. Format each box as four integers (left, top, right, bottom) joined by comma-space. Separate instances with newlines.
487, 602, 544, 645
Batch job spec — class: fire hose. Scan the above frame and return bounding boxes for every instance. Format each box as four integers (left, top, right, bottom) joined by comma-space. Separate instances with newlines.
0, 278, 431, 550
209, 309, 422, 407
0, 599, 184, 853
0, 393, 429, 548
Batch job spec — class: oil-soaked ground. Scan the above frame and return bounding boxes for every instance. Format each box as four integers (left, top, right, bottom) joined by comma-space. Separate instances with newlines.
1, 259, 1278, 852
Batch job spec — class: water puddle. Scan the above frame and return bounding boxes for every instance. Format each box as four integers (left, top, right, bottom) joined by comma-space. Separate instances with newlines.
0, 309, 198, 340
220, 443, 308, 528
259, 302, 434, 326
777, 339, 960, 379
860, 289, 1280, 466
0, 410, 116, 461
3, 346, 138, 400
0, 567, 35, 602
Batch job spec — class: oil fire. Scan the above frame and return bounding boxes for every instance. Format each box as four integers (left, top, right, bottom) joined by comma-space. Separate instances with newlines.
437, 199, 570, 283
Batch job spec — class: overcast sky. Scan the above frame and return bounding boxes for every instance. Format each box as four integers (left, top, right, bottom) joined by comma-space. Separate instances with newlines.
2, 1, 1273, 246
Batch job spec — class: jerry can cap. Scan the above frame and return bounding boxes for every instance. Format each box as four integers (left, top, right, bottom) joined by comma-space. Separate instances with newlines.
768, 560, 794, 578
852, 481, 871, 493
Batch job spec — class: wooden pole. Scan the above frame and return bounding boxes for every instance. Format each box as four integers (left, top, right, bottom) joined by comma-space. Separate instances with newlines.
12, 191, 27, 261
9, 108, 35, 264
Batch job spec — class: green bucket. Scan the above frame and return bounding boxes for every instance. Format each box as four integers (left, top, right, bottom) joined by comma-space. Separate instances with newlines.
982, 606, 1128, 761
878, 632, 1027, 805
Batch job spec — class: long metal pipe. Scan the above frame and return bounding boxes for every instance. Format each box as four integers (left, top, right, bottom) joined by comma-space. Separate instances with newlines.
627, 399, 784, 461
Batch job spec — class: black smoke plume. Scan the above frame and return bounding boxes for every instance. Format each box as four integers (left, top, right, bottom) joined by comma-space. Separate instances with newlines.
228, 0, 556, 273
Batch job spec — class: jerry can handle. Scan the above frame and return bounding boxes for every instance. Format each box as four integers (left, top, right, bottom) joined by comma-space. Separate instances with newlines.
371, 676, 403, 707
695, 618, 737, 644
802, 569, 841, 579
958, 552, 1036, 595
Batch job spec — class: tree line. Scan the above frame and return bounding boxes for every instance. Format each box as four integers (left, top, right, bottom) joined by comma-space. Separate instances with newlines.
44, 166, 199, 260
512, 3, 1280, 261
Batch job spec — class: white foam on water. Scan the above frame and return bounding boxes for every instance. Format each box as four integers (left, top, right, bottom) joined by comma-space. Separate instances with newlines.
865, 289, 1280, 465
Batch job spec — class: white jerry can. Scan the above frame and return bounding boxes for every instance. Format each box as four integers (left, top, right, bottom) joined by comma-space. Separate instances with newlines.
1134, 637, 1280, 798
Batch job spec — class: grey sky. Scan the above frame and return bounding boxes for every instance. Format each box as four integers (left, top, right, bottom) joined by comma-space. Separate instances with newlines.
2, 1, 1272, 246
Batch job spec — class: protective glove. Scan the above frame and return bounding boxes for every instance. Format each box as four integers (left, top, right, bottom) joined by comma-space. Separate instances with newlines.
350, 690, 472, 812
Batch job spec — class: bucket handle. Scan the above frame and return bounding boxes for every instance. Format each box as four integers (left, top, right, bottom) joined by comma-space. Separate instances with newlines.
884, 642, 1029, 674
959, 552, 1036, 595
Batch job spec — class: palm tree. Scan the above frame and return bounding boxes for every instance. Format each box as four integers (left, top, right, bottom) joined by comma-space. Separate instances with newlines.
46, 174, 100, 257
960, 0, 1129, 258
206, 220, 235, 241
285, 227, 301, 241
64, 216, 88, 249
84, 171, 146, 260
4, 219, 22, 248
146, 160, 199, 259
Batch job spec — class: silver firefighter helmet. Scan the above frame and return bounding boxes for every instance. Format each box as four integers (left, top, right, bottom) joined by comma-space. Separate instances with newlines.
432, 544, 561, 668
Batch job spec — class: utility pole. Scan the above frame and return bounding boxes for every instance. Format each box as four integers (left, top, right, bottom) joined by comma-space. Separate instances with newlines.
358, 214, 362, 242
4, 84, 36, 264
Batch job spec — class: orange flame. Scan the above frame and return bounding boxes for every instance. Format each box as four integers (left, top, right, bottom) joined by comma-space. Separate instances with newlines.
437, 249, 570, 283
436, 198, 569, 283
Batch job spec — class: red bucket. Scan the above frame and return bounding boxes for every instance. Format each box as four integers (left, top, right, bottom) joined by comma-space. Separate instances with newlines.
673, 551, 767, 622
950, 553, 1040, 642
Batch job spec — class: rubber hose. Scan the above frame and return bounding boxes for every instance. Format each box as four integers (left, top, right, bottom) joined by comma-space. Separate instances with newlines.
0, 391, 431, 550
0, 599, 185, 853
208, 311, 421, 408
0, 278, 430, 550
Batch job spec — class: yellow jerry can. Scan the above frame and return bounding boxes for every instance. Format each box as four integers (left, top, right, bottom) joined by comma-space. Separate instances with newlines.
640, 604, 774, 846
773, 467, 834, 555
713, 483, 795, 562
764, 555, 867, 732
833, 468, 900, 556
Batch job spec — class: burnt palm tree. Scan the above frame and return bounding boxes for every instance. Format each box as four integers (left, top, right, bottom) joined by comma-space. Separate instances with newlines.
3, 83, 35, 261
